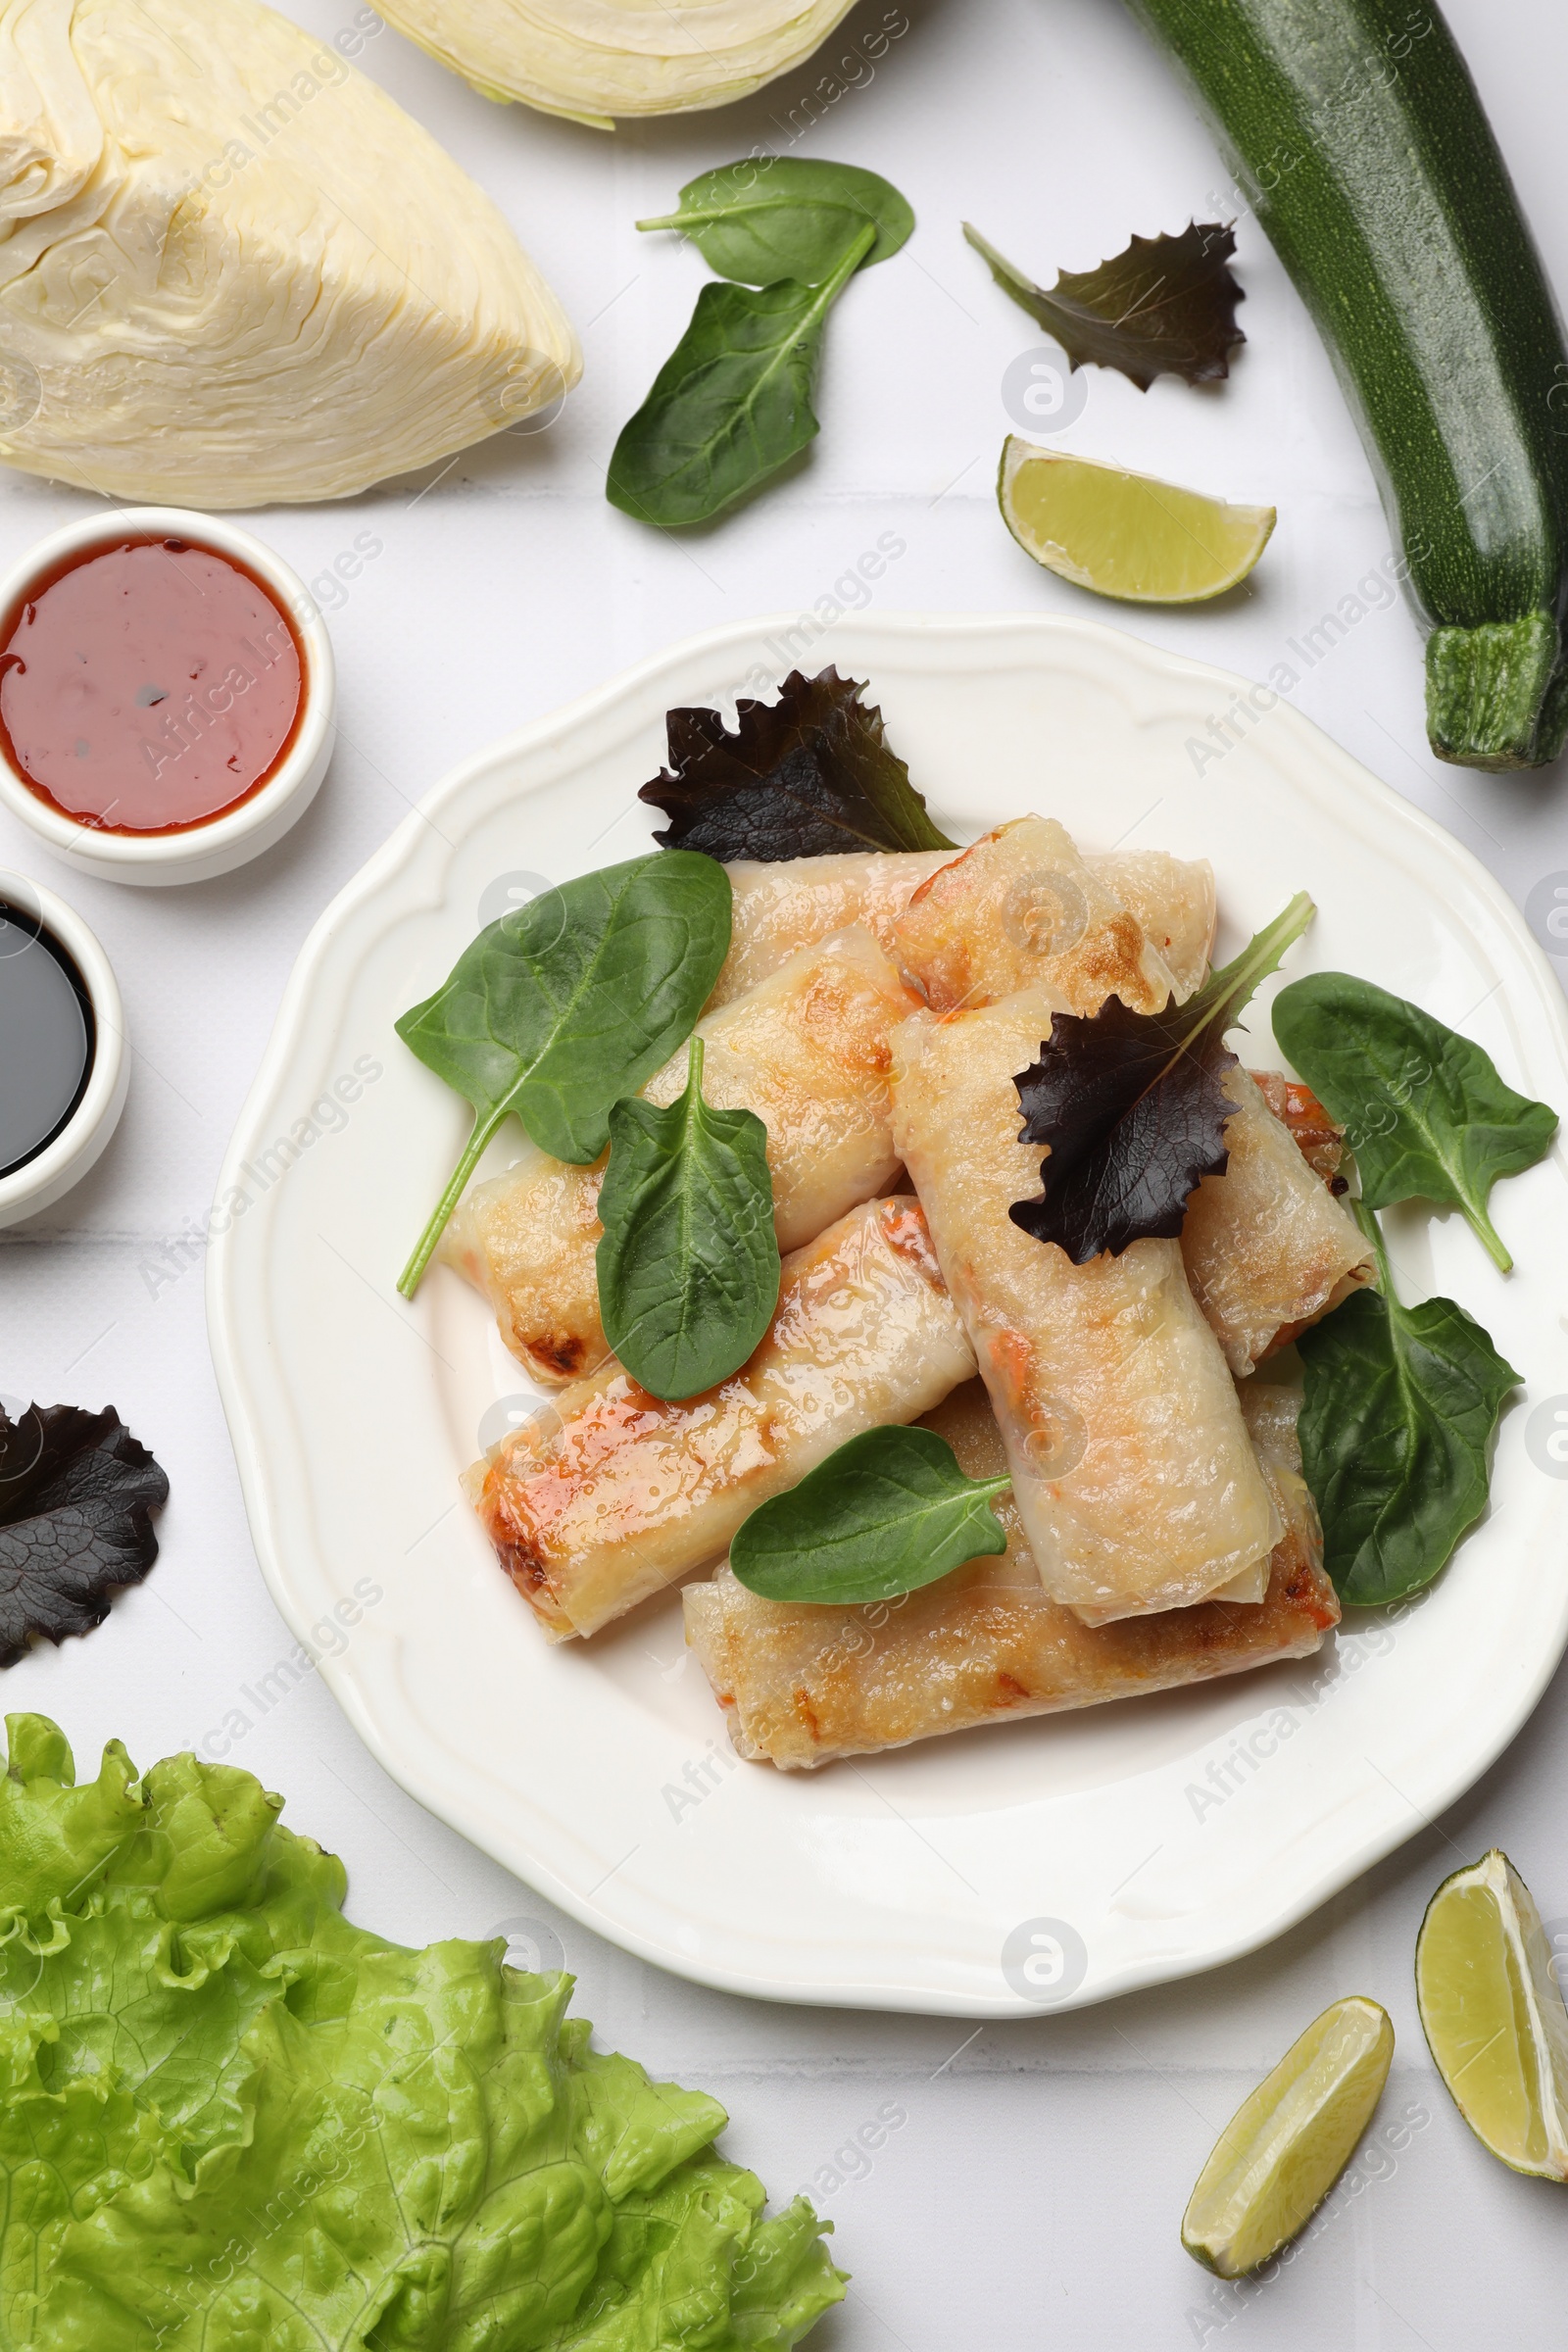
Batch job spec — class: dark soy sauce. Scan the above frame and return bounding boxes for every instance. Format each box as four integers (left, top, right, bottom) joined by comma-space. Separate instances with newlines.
0, 902, 94, 1177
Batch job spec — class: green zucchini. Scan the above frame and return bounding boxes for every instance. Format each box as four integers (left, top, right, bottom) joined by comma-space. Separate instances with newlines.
1124, 0, 1568, 771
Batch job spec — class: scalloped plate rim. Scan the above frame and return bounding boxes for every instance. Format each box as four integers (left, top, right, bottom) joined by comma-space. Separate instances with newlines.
207, 608, 1568, 2016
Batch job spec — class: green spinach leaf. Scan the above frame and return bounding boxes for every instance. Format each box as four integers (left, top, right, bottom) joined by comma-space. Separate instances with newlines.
1272, 972, 1557, 1272
597, 1035, 780, 1400
640, 664, 956, 859
1298, 1204, 1519, 1605
395, 852, 731, 1297
730, 1425, 1009, 1605
608, 222, 874, 527
638, 157, 913, 284
962, 219, 1246, 390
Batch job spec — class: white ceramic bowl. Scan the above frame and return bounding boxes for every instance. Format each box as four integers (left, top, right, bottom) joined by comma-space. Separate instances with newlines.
0, 508, 335, 886
0, 868, 128, 1228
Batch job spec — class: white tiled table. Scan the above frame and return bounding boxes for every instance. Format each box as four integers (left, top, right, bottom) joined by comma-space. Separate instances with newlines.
4, 2, 1566, 2341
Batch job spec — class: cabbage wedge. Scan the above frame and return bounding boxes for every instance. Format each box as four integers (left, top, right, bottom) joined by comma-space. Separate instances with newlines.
0, 0, 579, 504
375, 0, 860, 126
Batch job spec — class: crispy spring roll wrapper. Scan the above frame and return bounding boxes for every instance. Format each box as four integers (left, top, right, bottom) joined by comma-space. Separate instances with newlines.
712, 852, 953, 1004
710, 838, 1215, 1008
441, 927, 920, 1384
1091, 850, 1216, 999
684, 1379, 1338, 1769
1183, 1067, 1377, 1378
892, 817, 1199, 1016
463, 1195, 976, 1642
891, 990, 1281, 1622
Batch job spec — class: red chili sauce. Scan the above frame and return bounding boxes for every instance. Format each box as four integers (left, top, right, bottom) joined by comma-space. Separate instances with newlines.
0, 536, 305, 835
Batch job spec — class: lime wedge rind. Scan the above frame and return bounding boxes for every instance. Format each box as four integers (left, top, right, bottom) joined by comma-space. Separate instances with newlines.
998, 436, 1276, 606
1182, 1995, 1395, 2278
1415, 1848, 1568, 2181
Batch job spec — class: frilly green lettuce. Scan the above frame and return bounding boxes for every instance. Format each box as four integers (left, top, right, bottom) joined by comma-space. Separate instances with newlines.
0, 1714, 846, 2350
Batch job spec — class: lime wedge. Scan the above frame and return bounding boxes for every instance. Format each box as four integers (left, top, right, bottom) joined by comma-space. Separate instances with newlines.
998, 437, 1275, 604
1181, 1996, 1394, 2276
1415, 1848, 1568, 2180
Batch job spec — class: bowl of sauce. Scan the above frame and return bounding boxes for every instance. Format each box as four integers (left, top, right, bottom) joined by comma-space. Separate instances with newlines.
0, 509, 335, 884
0, 869, 127, 1229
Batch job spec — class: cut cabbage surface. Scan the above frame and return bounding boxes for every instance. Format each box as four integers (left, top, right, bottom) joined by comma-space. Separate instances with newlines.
0, 0, 580, 504
376, 0, 860, 125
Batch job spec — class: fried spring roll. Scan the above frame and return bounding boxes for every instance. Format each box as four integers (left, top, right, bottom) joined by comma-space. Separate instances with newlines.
892, 817, 1199, 1015
1250, 1070, 1347, 1182
710, 838, 1215, 1007
891, 991, 1281, 1622
712, 852, 953, 1004
1183, 1067, 1376, 1377
684, 1379, 1338, 1769
442, 928, 920, 1384
464, 1196, 976, 1641
1091, 850, 1216, 998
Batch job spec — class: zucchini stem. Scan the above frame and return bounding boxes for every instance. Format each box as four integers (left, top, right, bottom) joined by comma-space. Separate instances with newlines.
1427, 612, 1568, 771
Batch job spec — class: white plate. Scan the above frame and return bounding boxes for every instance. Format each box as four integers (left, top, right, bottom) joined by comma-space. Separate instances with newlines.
208, 612, 1568, 2018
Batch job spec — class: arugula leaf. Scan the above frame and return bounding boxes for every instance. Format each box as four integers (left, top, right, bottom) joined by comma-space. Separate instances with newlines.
1298, 1205, 1519, 1604
395, 852, 731, 1297
608, 223, 875, 527
639, 664, 956, 860
963, 220, 1246, 390
1010, 893, 1314, 1261
0, 1715, 849, 2352
1271, 972, 1557, 1273
638, 156, 914, 284
730, 1425, 1009, 1605
597, 1035, 780, 1399
0, 1404, 167, 1666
